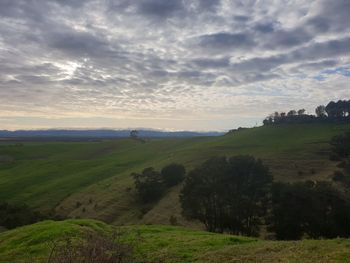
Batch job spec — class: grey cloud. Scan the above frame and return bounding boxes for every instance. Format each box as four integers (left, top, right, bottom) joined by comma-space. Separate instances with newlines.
47, 29, 111, 56
191, 57, 230, 68
288, 60, 339, 74
196, 0, 221, 12
107, 0, 185, 20
231, 37, 350, 73
305, 0, 350, 33
197, 32, 255, 50
253, 21, 276, 33
263, 28, 313, 49
51, 0, 88, 8
136, 0, 184, 18
233, 15, 250, 22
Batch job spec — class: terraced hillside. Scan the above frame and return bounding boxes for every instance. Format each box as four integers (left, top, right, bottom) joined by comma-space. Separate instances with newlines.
0, 219, 349, 263
0, 123, 349, 226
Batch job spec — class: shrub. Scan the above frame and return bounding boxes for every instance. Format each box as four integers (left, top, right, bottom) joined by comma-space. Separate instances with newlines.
161, 163, 186, 187
46, 231, 135, 263
0, 202, 45, 229
132, 167, 165, 203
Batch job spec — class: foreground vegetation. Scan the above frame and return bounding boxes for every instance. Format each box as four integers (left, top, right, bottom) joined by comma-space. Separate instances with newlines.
1, 219, 350, 263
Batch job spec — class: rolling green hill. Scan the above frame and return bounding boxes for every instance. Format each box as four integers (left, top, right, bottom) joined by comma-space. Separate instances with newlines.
0, 219, 349, 263
0, 123, 350, 226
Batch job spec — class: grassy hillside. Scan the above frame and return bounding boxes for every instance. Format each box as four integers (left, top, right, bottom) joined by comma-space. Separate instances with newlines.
0, 219, 350, 263
0, 123, 349, 225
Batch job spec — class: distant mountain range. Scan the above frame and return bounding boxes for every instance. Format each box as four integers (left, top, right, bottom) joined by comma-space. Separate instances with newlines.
0, 129, 225, 138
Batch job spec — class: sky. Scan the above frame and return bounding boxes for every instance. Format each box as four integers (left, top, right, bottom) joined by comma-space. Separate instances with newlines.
0, 0, 350, 131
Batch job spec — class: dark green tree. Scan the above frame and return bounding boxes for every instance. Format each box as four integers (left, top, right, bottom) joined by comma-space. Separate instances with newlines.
297, 109, 306, 115
161, 163, 186, 187
330, 131, 350, 159
270, 181, 350, 240
0, 202, 44, 229
180, 156, 272, 236
132, 167, 165, 203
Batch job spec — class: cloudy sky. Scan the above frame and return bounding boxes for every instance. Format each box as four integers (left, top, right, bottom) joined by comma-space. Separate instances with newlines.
0, 0, 349, 131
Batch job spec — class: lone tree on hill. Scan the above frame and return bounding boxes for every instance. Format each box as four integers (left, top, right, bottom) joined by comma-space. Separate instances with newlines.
130, 130, 139, 139
180, 155, 272, 236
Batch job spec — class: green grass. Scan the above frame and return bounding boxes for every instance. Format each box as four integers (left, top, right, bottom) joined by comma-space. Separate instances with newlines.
0, 219, 350, 263
0, 123, 350, 224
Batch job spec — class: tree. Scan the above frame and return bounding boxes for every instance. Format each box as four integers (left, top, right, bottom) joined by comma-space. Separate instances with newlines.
132, 167, 165, 203
180, 156, 272, 235
297, 109, 305, 115
0, 202, 45, 229
330, 131, 350, 159
263, 116, 273, 125
325, 100, 346, 118
287, 110, 296, 116
315, 105, 326, 117
270, 181, 350, 240
130, 130, 139, 139
161, 163, 186, 187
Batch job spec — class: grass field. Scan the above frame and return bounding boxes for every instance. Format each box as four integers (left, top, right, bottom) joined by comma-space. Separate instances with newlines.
1, 219, 350, 263
0, 123, 350, 225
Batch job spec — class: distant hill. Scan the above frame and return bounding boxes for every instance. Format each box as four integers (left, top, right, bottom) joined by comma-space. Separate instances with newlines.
0, 129, 224, 138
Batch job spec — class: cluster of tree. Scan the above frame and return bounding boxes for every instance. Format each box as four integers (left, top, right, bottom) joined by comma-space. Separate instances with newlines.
180, 156, 272, 236
0, 202, 45, 229
263, 100, 350, 125
132, 163, 186, 203
330, 131, 350, 188
330, 131, 350, 160
180, 155, 350, 239
270, 181, 350, 240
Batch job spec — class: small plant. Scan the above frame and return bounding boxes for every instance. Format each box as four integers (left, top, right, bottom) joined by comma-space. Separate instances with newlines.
46, 230, 135, 263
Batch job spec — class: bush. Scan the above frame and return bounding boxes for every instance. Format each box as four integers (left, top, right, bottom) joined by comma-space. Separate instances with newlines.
0, 202, 45, 229
45, 231, 135, 263
330, 131, 350, 159
161, 163, 186, 187
132, 167, 165, 203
